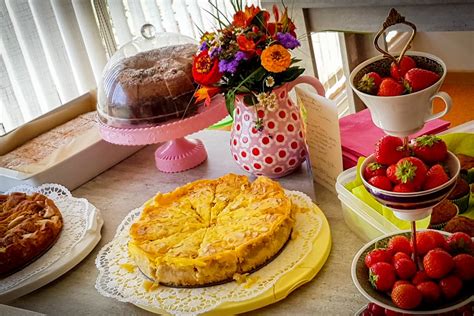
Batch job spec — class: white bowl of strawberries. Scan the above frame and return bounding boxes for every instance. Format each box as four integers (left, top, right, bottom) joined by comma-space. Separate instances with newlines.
360, 134, 460, 220
352, 230, 473, 314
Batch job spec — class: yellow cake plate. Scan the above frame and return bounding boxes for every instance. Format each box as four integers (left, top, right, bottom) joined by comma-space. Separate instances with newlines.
136, 203, 332, 315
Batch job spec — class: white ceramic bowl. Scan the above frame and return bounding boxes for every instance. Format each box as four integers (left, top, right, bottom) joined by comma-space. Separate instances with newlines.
360, 151, 460, 220
351, 230, 474, 314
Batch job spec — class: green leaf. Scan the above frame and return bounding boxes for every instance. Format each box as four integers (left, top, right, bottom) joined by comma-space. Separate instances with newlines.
208, 0, 231, 25
243, 94, 257, 106
225, 92, 235, 118
291, 58, 302, 65
279, 67, 305, 82
254, 67, 267, 82
235, 85, 251, 94
252, 11, 268, 30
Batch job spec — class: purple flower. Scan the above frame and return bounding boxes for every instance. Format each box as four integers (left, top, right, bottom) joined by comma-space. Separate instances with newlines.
219, 58, 239, 74
210, 47, 222, 58
276, 32, 300, 49
235, 51, 247, 61
199, 41, 208, 51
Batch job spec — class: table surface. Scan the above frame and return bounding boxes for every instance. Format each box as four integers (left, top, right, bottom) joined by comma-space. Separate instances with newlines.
8, 130, 367, 315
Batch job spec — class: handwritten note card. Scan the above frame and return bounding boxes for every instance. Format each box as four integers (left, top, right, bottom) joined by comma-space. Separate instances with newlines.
295, 87, 343, 193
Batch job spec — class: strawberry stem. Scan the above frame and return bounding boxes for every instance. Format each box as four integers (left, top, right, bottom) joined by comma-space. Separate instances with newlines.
415, 135, 440, 147
395, 160, 417, 183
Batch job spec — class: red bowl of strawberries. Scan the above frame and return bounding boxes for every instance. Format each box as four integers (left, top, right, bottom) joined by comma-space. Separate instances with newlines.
351, 230, 474, 314
360, 135, 460, 220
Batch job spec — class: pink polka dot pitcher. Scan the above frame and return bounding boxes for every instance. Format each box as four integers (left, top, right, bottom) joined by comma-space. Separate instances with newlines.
230, 75, 325, 178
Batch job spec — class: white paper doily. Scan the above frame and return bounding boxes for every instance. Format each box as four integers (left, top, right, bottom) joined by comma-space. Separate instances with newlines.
2, 184, 95, 293
95, 190, 323, 315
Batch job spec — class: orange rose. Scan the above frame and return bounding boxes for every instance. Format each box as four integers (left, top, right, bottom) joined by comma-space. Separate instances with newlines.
261, 45, 291, 73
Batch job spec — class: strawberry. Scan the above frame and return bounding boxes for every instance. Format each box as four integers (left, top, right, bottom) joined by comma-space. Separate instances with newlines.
369, 262, 396, 292
447, 232, 473, 254
413, 135, 448, 164
425, 230, 448, 250
453, 253, 474, 280
364, 162, 387, 180
390, 56, 416, 80
391, 284, 422, 310
416, 281, 441, 303
365, 248, 392, 268
377, 77, 405, 96
385, 308, 404, 316
392, 252, 411, 264
358, 72, 383, 95
394, 280, 411, 288
423, 164, 449, 190
393, 157, 428, 189
393, 183, 417, 193
423, 248, 454, 279
412, 231, 437, 256
439, 275, 463, 299
394, 258, 417, 280
455, 303, 474, 315
404, 68, 440, 92
412, 270, 431, 285
375, 136, 408, 165
367, 302, 385, 316
384, 309, 403, 316
386, 164, 399, 184
368, 176, 393, 191
387, 236, 412, 255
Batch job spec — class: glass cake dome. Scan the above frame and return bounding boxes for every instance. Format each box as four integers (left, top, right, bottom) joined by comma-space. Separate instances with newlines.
97, 25, 199, 128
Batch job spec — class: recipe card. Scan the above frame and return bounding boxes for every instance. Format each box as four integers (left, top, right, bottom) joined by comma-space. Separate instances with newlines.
295, 87, 343, 193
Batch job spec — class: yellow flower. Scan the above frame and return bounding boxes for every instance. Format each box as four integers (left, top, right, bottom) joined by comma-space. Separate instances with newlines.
261, 45, 291, 73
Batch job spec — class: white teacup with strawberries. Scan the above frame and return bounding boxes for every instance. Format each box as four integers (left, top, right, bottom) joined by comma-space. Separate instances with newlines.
349, 8, 452, 138
350, 52, 452, 138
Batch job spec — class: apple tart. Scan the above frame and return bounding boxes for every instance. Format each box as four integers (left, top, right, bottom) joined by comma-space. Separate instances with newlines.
128, 174, 294, 287
0, 192, 63, 275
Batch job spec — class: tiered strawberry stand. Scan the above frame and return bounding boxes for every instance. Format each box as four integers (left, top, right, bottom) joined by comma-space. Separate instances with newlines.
348, 9, 469, 314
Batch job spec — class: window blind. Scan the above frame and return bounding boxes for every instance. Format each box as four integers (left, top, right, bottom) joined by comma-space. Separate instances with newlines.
0, 0, 258, 135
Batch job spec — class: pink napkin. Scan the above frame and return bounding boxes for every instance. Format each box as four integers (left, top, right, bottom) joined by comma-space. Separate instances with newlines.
340, 109, 450, 169
343, 154, 358, 170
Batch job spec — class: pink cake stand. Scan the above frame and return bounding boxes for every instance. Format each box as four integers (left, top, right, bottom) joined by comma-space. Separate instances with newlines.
99, 95, 228, 172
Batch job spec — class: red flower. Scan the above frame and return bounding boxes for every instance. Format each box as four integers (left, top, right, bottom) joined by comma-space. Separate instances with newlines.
194, 86, 220, 106
237, 35, 256, 54
233, 5, 261, 28
267, 7, 296, 37
192, 50, 222, 86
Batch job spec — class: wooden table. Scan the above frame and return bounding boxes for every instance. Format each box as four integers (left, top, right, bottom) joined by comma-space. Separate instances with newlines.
7, 130, 367, 315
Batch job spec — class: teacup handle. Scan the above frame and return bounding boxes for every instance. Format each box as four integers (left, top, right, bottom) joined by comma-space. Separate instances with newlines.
427, 91, 452, 121
287, 75, 325, 97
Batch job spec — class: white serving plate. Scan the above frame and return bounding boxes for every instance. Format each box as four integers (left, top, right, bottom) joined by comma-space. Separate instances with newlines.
0, 185, 104, 303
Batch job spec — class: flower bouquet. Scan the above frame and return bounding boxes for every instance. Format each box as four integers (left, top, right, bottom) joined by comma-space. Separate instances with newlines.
192, 1, 304, 118
192, 1, 325, 177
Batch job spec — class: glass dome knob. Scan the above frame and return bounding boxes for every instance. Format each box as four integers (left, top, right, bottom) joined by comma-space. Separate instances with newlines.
141, 24, 156, 40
